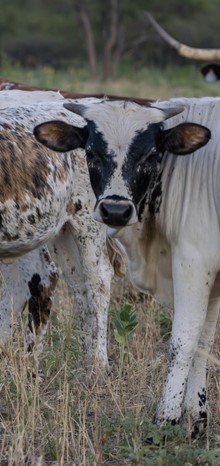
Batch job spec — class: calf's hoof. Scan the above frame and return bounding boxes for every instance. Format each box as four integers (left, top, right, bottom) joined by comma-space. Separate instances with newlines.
186, 412, 207, 438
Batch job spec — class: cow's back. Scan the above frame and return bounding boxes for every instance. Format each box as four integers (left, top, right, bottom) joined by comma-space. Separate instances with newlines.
0, 91, 100, 257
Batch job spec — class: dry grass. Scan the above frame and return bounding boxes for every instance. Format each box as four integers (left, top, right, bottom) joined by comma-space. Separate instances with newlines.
0, 274, 219, 466
2, 62, 220, 100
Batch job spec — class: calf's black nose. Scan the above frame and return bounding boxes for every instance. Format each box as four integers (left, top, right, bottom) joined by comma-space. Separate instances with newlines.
99, 200, 133, 226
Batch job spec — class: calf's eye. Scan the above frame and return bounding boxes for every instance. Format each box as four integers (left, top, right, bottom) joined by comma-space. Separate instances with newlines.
147, 151, 157, 163
86, 150, 95, 159
138, 149, 157, 166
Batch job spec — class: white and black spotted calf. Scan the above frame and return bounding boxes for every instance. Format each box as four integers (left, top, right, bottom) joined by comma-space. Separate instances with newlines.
0, 90, 123, 371
35, 98, 220, 432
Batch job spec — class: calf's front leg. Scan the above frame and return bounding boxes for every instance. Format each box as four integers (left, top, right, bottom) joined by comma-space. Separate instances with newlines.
54, 223, 113, 373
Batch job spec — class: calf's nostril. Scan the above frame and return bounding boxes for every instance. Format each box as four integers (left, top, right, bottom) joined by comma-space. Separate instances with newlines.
100, 202, 109, 221
123, 204, 133, 220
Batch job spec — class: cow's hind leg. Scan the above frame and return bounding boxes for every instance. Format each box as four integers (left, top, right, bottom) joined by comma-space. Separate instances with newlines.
25, 246, 58, 353
0, 260, 30, 345
0, 247, 58, 353
183, 298, 220, 434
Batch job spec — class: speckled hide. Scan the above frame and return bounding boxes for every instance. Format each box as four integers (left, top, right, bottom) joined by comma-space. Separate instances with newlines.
0, 90, 114, 371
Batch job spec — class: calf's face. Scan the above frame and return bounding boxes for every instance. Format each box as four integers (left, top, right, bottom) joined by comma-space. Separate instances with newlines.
34, 100, 210, 228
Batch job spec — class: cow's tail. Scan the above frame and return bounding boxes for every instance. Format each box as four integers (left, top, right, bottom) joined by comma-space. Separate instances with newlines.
106, 237, 127, 278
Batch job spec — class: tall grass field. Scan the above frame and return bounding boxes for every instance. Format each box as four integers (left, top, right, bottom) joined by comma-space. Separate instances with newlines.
0, 63, 219, 465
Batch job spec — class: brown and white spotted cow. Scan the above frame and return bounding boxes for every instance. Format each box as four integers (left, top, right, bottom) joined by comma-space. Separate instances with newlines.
35, 98, 220, 433
0, 89, 126, 370
0, 82, 126, 360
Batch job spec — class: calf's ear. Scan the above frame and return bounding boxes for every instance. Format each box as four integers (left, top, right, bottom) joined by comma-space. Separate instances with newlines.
33, 120, 88, 152
159, 122, 211, 155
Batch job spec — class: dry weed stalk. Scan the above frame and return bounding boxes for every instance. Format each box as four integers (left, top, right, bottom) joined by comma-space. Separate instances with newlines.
0, 276, 218, 465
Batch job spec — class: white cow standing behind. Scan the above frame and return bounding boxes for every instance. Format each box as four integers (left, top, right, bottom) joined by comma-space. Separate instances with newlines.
0, 90, 125, 371
34, 97, 219, 433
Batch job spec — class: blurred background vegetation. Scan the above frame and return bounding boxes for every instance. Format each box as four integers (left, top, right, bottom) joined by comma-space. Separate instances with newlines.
0, 0, 220, 80
1, 0, 220, 99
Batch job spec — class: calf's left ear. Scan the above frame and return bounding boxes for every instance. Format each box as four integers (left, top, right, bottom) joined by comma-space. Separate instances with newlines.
159, 122, 211, 155
33, 120, 88, 152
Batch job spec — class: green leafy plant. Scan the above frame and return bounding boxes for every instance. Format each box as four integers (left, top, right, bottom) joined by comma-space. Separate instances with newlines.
112, 303, 138, 376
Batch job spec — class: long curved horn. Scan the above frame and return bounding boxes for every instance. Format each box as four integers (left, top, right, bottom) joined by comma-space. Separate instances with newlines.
145, 12, 220, 61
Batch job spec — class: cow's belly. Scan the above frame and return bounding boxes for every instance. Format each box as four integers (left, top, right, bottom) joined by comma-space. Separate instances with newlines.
128, 245, 174, 308
113, 222, 174, 308
129, 252, 220, 308
112, 220, 220, 309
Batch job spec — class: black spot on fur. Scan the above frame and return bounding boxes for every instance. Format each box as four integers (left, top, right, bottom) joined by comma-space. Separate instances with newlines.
26, 231, 34, 238
198, 391, 206, 405
28, 214, 36, 224
28, 273, 41, 298
27, 273, 51, 351
75, 199, 82, 212
0, 212, 3, 228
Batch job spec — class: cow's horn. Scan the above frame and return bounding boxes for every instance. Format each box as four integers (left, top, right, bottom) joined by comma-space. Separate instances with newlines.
145, 12, 220, 61
162, 106, 184, 120
63, 102, 86, 116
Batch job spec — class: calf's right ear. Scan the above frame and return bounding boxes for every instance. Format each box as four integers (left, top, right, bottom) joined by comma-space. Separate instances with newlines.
33, 120, 88, 152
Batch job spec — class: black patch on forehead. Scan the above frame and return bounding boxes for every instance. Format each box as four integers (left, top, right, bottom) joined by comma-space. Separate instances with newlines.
121, 123, 163, 213
86, 120, 108, 154
85, 120, 117, 198
127, 123, 162, 163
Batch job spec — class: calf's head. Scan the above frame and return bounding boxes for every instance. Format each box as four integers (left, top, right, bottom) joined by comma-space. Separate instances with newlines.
34, 100, 210, 228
